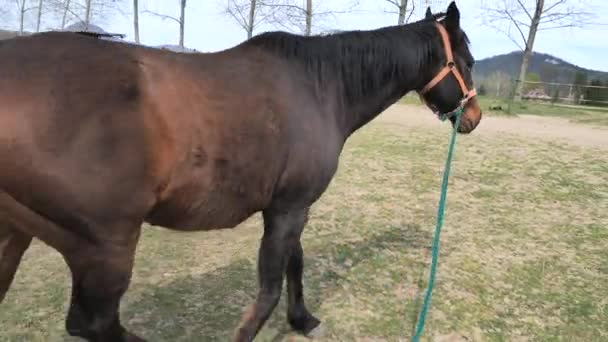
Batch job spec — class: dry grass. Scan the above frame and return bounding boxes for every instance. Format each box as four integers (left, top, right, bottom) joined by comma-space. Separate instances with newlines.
1, 118, 607, 341
400, 94, 608, 127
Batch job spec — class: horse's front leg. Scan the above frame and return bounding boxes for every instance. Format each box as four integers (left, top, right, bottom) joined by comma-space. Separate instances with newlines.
233, 208, 315, 341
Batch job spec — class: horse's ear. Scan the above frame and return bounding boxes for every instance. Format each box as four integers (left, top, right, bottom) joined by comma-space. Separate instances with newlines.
425, 7, 433, 19
445, 1, 460, 30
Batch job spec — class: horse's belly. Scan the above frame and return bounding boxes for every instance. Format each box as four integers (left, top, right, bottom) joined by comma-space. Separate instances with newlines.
144, 185, 265, 231
145, 202, 257, 231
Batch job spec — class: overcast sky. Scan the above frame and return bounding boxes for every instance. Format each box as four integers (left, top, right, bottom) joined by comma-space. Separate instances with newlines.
4, 0, 608, 71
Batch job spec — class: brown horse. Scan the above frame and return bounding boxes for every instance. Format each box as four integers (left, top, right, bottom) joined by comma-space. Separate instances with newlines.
0, 2, 480, 341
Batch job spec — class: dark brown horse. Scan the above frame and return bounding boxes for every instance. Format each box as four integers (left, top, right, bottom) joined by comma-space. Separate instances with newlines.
0, 2, 480, 341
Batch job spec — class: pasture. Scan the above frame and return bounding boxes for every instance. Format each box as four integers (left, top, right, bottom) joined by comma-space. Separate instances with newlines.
1, 103, 607, 341
401, 94, 608, 127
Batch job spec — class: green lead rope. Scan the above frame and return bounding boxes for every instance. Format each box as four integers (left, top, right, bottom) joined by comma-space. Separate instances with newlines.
411, 108, 463, 342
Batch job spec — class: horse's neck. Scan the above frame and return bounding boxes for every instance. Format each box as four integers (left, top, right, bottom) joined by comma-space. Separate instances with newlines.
340, 79, 414, 136
332, 41, 433, 137
245, 26, 436, 138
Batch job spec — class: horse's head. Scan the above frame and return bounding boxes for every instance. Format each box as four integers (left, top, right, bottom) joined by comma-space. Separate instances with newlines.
418, 2, 481, 134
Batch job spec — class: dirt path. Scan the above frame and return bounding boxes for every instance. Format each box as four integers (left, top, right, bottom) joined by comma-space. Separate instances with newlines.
378, 104, 608, 149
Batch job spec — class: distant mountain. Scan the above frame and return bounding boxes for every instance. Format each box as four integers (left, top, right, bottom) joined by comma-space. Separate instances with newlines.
474, 51, 608, 84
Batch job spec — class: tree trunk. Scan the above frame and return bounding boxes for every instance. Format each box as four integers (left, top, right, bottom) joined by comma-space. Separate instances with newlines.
84, 0, 92, 29
398, 0, 407, 25
61, 0, 71, 29
133, 0, 140, 43
247, 0, 256, 39
514, 0, 543, 102
19, 1, 25, 35
305, 0, 312, 36
36, 0, 43, 32
179, 0, 186, 48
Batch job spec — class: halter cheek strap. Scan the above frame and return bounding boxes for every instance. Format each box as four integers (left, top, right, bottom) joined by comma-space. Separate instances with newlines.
418, 23, 477, 120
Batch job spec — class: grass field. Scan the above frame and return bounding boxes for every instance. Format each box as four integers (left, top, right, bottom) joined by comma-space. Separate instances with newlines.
401, 94, 608, 126
1, 107, 607, 341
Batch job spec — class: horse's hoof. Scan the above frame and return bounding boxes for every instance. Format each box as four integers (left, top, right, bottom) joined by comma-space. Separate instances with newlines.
289, 311, 322, 337
125, 331, 147, 342
306, 324, 325, 339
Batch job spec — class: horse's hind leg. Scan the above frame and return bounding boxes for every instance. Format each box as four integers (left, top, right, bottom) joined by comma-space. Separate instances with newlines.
0, 192, 145, 340
64, 226, 144, 342
286, 239, 321, 335
0, 227, 32, 303
234, 208, 311, 341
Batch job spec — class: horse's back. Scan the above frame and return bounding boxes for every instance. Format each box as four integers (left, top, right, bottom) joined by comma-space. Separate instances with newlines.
0, 32, 156, 229
0, 31, 145, 150
0, 32, 343, 233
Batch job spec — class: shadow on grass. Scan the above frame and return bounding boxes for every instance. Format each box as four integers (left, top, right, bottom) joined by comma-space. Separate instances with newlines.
122, 224, 433, 341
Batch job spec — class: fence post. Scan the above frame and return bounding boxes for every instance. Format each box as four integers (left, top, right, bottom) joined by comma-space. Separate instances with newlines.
507, 79, 518, 115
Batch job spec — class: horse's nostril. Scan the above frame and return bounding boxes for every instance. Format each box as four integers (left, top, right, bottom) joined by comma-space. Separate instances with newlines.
457, 117, 475, 134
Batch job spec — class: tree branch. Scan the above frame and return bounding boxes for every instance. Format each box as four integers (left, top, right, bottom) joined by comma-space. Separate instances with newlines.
265, 3, 306, 14
504, 8, 529, 46
490, 22, 525, 50
406, 0, 415, 23
142, 10, 181, 24
260, 0, 358, 35
540, 10, 593, 25
383, 0, 398, 8
537, 23, 580, 30
256, 9, 275, 27
481, 0, 596, 51
226, 7, 249, 31
515, 0, 533, 20
542, 0, 568, 14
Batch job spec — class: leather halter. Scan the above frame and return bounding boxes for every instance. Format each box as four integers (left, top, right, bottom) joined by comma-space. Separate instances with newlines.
418, 22, 477, 119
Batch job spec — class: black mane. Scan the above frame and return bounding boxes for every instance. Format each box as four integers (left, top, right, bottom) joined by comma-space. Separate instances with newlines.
244, 13, 462, 104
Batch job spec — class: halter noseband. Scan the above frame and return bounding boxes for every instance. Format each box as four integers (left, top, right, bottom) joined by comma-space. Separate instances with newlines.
418, 22, 477, 121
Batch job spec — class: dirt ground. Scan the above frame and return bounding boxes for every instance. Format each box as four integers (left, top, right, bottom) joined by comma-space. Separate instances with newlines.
379, 104, 608, 149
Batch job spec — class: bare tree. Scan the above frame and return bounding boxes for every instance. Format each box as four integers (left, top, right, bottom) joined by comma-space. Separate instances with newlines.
18, 0, 36, 34
144, 0, 186, 48
133, 0, 138, 43
1, 0, 125, 32
46, 0, 126, 29
384, 0, 415, 25
267, 0, 358, 36
60, 0, 70, 27
35, 0, 43, 31
224, 0, 276, 39
0, 0, 45, 35
304, 0, 311, 35
2, 0, 56, 32
8, 0, 38, 34
178, 0, 185, 47
481, 0, 595, 101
